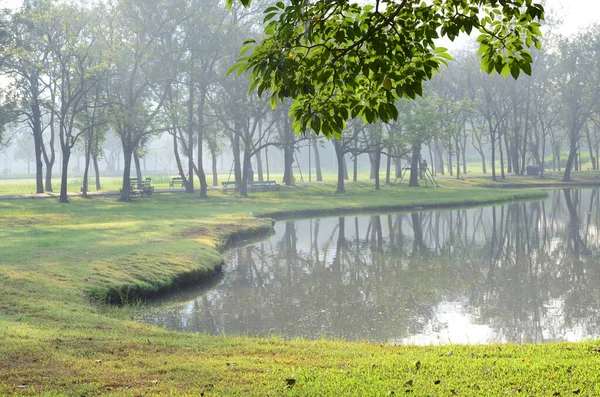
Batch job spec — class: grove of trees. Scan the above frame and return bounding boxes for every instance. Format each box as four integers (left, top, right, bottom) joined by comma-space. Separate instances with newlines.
2, 0, 600, 201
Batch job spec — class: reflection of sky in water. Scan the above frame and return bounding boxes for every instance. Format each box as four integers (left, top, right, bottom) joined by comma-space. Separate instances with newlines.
139, 189, 600, 344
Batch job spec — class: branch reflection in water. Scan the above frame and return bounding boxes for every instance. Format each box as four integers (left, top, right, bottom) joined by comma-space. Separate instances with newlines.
139, 189, 600, 344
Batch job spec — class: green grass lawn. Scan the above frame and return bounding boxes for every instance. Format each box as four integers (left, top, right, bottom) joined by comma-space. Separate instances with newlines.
0, 182, 599, 396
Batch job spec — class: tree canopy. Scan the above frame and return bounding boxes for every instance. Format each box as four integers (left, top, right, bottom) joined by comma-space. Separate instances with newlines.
230, 0, 544, 138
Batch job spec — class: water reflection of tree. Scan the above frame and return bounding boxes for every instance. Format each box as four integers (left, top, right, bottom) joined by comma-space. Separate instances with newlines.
150, 189, 600, 343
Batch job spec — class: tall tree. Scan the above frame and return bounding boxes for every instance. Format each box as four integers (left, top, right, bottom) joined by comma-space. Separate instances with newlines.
3, 0, 54, 193
105, 0, 177, 201
42, 2, 105, 203
554, 28, 600, 181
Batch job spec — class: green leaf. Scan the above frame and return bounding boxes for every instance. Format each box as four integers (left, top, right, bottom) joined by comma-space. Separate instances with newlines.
510, 63, 520, 79
312, 115, 321, 132
521, 61, 532, 76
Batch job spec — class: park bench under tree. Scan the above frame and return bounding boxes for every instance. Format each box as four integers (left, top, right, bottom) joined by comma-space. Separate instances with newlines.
169, 176, 185, 188
222, 181, 239, 193
249, 181, 281, 192
121, 177, 154, 199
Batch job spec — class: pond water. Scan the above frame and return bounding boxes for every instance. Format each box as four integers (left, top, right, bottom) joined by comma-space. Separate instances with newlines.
138, 188, 600, 344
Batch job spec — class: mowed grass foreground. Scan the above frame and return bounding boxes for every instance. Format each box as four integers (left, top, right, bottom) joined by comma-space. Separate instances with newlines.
1, 182, 599, 396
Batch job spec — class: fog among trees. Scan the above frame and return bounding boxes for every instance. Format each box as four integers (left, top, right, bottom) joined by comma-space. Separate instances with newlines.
0, 0, 598, 200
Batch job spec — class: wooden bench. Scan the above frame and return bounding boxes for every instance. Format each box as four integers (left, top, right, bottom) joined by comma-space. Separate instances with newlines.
169, 177, 184, 188
222, 181, 239, 194
121, 178, 154, 199
250, 180, 281, 192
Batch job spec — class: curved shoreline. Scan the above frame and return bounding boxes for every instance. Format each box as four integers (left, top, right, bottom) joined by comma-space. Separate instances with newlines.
98, 189, 547, 304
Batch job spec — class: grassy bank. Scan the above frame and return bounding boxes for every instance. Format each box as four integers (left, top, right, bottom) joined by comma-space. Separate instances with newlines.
1, 182, 598, 396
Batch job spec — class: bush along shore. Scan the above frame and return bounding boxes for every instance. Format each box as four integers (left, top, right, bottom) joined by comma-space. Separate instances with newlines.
1, 182, 599, 396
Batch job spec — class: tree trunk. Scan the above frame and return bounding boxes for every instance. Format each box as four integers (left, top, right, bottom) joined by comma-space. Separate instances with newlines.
455, 136, 460, 180
173, 132, 188, 188
491, 130, 497, 181
256, 149, 264, 182
59, 147, 71, 203
282, 144, 294, 185
374, 144, 381, 190
186, 74, 195, 193
232, 131, 242, 185
353, 154, 358, 182
343, 154, 349, 180
133, 150, 143, 181
499, 132, 506, 179
448, 137, 453, 176
196, 86, 209, 198
208, 142, 218, 186
585, 124, 595, 170
563, 140, 578, 181
196, 129, 208, 198
385, 151, 391, 184
82, 132, 92, 198
312, 136, 322, 181
409, 144, 421, 187
240, 145, 251, 197
93, 152, 101, 190
120, 146, 134, 202
369, 152, 377, 179
462, 134, 467, 175
41, 120, 55, 192
333, 138, 345, 193
30, 74, 45, 194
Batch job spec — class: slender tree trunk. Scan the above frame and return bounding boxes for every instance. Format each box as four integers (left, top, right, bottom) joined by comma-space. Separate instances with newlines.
428, 144, 435, 176
491, 130, 497, 181
208, 142, 218, 186
32, 115, 44, 193
385, 151, 391, 184
353, 153, 358, 182
374, 146, 381, 190
343, 154, 349, 180
333, 138, 345, 193
312, 136, 322, 181
232, 131, 242, 185
41, 119, 55, 192
186, 75, 195, 193
173, 132, 188, 187
30, 74, 45, 194
256, 149, 264, 182
82, 132, 92, 198
585, 124, 595, 170
240, 145, 251, 197
282, 144, 294, 185
499, 133, 506, 179
93, 152, 101, 190
448, 137, 453, 176
59, 147, 71, 203
455, 137, 460, 180
369, 151, 376, 179
462, 134, 467, 175
195, 132, 208, 198
119, 145, 134, 202
409, 144, 421, 187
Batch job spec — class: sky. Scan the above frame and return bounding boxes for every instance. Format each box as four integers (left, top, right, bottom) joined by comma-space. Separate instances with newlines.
1, 0, 598, 36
